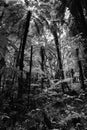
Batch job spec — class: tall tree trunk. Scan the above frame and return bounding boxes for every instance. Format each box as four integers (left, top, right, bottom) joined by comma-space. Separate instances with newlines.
40, 46, 45, 89
76, 48, 85, 90
18, 11, 31, 99
0, 58, 5, 88
19, 11, 31, 71
52, 30, 64, 80
0, 34, 7, 89
28, 45, 33, 107
51, 28, 65, 92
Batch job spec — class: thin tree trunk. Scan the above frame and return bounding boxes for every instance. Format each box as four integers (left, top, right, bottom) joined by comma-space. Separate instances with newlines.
28, 45, 33, 106
76, 48, 85, 90
0, 58, 5, 88
18, 11, 31, 99
52, 30, 64, 80
40, 46, 45, 89
19, 11, 31, 71
51, 30, 65, 93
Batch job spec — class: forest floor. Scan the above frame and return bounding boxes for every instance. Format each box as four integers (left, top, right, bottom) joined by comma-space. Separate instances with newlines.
0, 82, 87, 130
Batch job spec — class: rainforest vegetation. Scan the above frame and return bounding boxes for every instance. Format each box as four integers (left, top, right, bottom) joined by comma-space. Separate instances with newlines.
0, 0, 87, 129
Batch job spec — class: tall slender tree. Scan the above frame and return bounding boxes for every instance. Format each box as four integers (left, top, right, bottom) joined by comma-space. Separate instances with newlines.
18, 10, 31, 99
40, 46, 45, 89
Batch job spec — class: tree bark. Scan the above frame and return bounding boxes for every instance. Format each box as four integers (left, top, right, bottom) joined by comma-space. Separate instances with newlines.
18, 11, 31, 99
76, 48, 85, 90
51, 29, 65, 93
19, 11, 31, 71
40, 46, 45, 89
52, 30, 64, 80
